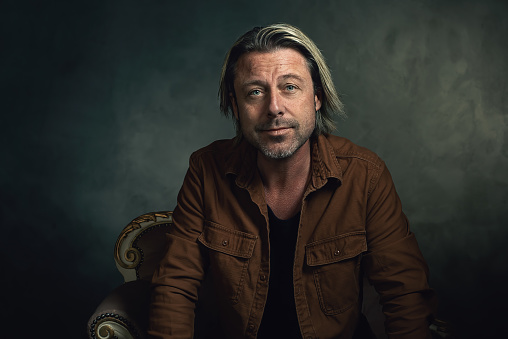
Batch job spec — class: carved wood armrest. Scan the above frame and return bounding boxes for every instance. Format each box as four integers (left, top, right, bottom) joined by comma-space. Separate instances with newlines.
88, 280, 150, 339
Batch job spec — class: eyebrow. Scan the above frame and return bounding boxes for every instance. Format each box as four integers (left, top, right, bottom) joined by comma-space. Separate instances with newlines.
240, 73, 306, 89
241, 79, 267, 89
280, 73, 305, 82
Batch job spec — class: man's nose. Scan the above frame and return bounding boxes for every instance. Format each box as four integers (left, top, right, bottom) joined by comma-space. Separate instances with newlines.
267, 91, 283, 117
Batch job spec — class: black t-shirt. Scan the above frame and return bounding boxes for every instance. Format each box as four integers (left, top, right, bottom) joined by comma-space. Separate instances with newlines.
257, 206, 302, 339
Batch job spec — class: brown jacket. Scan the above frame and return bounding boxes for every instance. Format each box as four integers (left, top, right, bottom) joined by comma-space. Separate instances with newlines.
149, 134, 436, 339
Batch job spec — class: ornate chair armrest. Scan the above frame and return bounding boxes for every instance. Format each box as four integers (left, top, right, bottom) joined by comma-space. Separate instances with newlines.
88, 280, 151, 339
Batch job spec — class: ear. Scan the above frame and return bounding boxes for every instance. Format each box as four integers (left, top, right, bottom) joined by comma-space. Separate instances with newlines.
230, 93, 239, 119
314, 90, 322, 111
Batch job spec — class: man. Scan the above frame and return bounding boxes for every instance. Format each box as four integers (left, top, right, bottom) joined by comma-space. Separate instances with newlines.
149, 23, 436, 339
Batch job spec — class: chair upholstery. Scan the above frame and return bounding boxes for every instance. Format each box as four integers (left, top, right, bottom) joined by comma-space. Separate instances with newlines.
88, 212, 173, 339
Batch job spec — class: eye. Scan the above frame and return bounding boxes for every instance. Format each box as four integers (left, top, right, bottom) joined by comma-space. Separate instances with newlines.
286, 84, 297, 91
249, 89, 262, 96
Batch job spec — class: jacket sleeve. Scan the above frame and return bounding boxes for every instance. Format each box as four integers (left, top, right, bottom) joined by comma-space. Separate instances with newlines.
362, 164, 437, 339
148, 154, 208, 339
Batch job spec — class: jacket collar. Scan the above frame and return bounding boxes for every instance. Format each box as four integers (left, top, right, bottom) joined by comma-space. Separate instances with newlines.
224, 134, 343, 191
224, 138, 258, 189
310, 134, 343, 190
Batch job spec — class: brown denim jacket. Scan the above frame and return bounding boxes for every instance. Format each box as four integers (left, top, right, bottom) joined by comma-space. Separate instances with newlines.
149, 134, 436, 339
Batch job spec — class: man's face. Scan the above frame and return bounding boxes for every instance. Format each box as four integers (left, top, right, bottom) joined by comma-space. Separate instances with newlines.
231, 48, 322, 159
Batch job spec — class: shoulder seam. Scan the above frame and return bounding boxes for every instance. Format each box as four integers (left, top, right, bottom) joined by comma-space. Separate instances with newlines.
335, 151, 383, 169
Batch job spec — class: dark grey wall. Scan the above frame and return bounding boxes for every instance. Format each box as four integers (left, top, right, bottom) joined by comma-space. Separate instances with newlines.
1, 0, 507, 337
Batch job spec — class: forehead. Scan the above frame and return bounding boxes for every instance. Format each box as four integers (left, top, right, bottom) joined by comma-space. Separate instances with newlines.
234, 48, 311, 81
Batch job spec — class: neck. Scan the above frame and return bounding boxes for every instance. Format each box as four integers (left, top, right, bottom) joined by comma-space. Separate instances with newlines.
257, 140, 311, 191
257, 140, 311, 219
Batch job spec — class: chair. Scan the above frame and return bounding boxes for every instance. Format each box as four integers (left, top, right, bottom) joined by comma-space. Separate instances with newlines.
87, 211, 173, 339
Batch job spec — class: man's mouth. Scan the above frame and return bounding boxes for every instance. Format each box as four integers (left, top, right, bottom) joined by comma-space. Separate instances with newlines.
262, 127, 291, 136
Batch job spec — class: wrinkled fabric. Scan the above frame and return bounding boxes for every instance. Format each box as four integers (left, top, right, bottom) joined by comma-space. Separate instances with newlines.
149, 134, 436, 339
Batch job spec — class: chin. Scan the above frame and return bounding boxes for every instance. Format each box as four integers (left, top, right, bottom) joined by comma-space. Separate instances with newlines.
261, 150, 294, 159
259, 142, 300, 159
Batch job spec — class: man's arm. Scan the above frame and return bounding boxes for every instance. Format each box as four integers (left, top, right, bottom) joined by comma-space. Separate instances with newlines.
148, 155, 207, 339
362, 164, 437, 339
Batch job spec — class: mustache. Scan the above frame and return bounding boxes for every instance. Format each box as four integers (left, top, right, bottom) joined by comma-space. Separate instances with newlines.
254, 118, 299, 132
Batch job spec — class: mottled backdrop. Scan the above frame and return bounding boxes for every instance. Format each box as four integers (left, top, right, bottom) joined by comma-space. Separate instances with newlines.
1, 0, 507, 338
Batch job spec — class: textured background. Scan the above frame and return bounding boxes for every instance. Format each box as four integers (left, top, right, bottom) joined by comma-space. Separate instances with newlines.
1, 0, 507, 338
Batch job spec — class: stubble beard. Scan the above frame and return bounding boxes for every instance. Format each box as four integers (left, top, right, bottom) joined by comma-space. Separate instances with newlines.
242, 117, 315, 160
256, 132, 305, 159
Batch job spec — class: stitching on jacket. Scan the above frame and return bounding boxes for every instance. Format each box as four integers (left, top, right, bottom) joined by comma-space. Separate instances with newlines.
367, 163, 384, 198
305, 231, 367, 266
335, 151, 383, 168
313, 263, 358, 315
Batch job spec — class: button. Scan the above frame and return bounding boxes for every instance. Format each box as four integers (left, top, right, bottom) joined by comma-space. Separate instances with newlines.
248, 324, 255, 331
334, 250, 340, 256
222, 240, 228, 246
260, 275, 267, 281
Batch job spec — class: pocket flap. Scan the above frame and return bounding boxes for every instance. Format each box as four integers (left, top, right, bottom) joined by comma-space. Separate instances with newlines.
198, 221, 258, 258
306, 231, 367, 266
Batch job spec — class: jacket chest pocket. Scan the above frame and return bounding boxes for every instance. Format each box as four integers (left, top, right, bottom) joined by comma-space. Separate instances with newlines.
305, 231, 367, 315
198, 221, 257, 304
